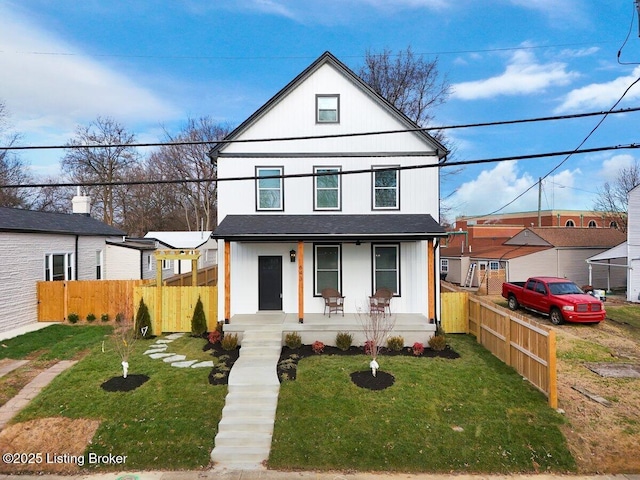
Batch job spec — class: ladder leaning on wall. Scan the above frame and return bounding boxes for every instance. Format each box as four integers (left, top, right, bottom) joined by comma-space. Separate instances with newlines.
463, 263, 476, 287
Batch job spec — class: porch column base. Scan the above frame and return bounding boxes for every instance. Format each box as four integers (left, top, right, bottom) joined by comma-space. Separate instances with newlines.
298, 317, 304, 324
225, 318, 230, 324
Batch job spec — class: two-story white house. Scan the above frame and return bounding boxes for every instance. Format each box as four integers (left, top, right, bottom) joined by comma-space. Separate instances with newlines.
211, 52, 447, 327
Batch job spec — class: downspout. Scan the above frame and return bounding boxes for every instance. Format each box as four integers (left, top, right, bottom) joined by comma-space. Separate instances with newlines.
75, 235, 79, 280
140, 251, 144, 280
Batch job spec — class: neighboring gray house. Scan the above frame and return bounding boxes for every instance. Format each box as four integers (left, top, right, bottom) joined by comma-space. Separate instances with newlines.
442, 227, 626, 290
0, 202, 124, 333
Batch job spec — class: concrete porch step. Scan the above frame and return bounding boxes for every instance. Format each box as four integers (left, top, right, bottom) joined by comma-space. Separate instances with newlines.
222, 402, 277, 417
210, 445, 270, 465
218, 416, 274, 433
214, 431, 272, 449
223, 394, 278, 409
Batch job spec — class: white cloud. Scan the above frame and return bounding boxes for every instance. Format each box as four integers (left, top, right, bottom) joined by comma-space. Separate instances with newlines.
452, 50, 578, 100
555, 66, 640, 113
507, 0, 586, 22
597, 154, 637, 183
0, 5, 178, 141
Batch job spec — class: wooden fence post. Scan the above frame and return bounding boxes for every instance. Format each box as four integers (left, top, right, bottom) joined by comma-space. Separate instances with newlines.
548, 330, 558, 409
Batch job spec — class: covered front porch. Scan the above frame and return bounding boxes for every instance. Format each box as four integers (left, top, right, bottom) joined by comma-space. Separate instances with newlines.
223, 311, 437, 347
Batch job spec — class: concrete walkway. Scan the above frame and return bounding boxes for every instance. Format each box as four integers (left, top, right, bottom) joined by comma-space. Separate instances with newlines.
0, 360, 77, 430
211, 328, 283, 471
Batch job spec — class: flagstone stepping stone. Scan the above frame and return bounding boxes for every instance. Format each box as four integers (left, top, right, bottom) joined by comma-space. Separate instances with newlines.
191, 361, 215, 368
171, 360, 198, 368
163, 354, 186, 363
155, 339, 174, 344
148, 344, 168, 350
165, 333, 185, 340
149, 352, 175, 359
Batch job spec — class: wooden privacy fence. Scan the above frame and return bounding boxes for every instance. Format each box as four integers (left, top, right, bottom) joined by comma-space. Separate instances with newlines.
38, 280, 218, 334
441, 282, 557, 408
134, 285, 218, 334
163, 265, 218, 287
37, 280, 152, 322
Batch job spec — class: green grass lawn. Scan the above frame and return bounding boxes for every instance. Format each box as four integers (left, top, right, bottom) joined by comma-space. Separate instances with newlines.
270, 335, 575, 474
606, 304, 640, 330
6, 327, 226, 471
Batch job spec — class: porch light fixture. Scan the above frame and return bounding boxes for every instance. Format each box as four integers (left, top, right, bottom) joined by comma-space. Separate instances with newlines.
290, 249, 296, 262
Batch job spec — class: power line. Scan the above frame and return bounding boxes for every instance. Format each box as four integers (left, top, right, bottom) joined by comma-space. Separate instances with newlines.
3, 106, 639, 151
3, 143, 639, 189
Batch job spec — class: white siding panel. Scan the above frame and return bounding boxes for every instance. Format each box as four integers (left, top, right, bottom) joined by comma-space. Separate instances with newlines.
628, 186, 640, 301
0, 233, 73, 332
77, 237, 106, 280
105, 244, 141, 280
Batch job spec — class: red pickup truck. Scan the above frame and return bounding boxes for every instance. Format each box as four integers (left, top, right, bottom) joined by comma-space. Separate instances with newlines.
502, 276, 605, 325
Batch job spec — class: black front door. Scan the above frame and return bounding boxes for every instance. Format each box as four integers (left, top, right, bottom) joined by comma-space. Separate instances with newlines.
258, 256, 282, 310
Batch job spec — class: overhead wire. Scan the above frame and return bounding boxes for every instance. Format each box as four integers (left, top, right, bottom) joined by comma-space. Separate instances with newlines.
2, 106, 640, 151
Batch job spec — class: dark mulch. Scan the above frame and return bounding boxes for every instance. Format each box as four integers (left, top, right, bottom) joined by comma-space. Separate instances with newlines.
350, 370, 395, 390
277, 344, 460, 387
101, 374, 149, 392
205, 342, 240, 386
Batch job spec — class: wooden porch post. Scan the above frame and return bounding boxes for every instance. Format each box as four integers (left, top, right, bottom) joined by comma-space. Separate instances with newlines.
427, 240, 436, 321
298, 240, 304, 323
191, 256, 198, 286
224, 241, 231, 323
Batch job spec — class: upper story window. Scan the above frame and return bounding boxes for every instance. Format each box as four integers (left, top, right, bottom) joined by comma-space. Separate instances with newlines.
372, 166, 399, 210
256, 167, 284, 211
565, 220, 575, 227
588, 220, 597, 228
314, 166, 341, 210
316, 95, 339, 123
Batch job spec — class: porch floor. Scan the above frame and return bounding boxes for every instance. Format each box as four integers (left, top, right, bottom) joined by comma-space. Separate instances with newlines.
223, 312, 437, 347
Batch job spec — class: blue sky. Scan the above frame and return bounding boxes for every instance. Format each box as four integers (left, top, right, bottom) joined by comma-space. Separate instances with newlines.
2, 0, 640, 220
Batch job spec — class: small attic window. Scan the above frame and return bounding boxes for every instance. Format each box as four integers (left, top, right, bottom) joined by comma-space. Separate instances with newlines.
316, 94, 339, 123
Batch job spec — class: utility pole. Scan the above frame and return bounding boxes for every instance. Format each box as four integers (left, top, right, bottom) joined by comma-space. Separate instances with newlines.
537, 177, 542, 227
637, 0, 640, 37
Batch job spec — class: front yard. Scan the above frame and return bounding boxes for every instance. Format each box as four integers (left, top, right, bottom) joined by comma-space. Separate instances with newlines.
0, 324, 576, 474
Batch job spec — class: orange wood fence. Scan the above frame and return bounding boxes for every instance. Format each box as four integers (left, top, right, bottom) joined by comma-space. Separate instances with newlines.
441, 282, 557, 408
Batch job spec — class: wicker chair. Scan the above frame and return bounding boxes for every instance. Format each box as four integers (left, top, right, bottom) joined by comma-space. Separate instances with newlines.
321, 288, 345, 317
369, 287, 393, 316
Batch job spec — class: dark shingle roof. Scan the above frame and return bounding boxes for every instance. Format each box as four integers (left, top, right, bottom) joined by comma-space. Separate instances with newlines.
213, 214, 445, 241
0, 207, 125, 236
505, 227, 626, 248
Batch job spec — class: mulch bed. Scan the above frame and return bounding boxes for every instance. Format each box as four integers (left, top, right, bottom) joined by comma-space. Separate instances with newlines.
100, 374, 149, 392
205, 342, 240, 386
277, 344, 460, 390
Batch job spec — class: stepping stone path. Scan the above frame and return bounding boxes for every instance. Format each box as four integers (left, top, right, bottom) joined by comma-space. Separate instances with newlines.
142, 333, 212, 368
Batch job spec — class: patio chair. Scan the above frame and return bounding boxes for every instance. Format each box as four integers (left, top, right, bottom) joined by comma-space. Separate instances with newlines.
321, 288, 345, 317
369, 287, 393, 316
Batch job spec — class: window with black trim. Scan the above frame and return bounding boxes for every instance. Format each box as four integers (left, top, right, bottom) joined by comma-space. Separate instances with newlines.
314, 166, 340, 210
372, 166, 399, 209
315, 245, 341, 295
373, 244, 399, 295
440, 258, 449, 273
44, 253, 74, 281
316, 95, 339, 123
256, 167, 283, 211
565, 219, 575, 227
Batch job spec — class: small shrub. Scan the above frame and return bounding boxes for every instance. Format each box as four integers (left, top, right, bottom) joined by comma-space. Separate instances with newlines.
67, 313, 79, 324
191, 296, 207, 336
280, 372, 290, 382
215, 321, 224, 333
135, 298, 153, 339
100, 313, 109, 323
312, 340, 324, 354
221, 333, 238, 351
428, 334, 446, 351
285, 332, 302, 349
412, 342, 425, 356
208, 330, 221, 345
364, 340, 374, 355
387, 336, 404, 351
115, 313, 124, 323
86, 313, 96, 323
335, 331, 353, 351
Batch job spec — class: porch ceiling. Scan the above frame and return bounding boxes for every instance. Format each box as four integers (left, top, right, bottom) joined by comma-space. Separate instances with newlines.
212, 214, 446, 241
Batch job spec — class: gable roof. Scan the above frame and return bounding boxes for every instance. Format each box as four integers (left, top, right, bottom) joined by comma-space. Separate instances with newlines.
213, 214, 445, 241
440, 244, 550, 260
209, 51, 448, 159
0, 207, 124, 236
505, 227, 626, 248
144, 231, 214, 249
